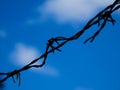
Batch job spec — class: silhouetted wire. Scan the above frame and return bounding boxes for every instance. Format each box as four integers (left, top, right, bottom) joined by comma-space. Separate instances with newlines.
0, 0, 120, 86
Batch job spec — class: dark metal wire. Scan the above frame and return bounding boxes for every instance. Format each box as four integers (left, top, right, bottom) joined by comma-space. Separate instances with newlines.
0, 0, 120, 86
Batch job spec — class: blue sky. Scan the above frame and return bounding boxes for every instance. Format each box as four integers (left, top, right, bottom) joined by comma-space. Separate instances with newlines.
0, 0, 120, 90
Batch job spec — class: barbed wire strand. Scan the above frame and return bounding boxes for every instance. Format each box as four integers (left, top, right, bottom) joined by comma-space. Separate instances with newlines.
0, 0, 120, 86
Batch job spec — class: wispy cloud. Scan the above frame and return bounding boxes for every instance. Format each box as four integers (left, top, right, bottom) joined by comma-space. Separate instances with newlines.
39, 0, 114, 23
10, 43, 60, 77
26, 19, 39, 25
0, 30, 7, 38
10, 43, 40, 66
74, 87, 94, 90
33, 65, 60, 77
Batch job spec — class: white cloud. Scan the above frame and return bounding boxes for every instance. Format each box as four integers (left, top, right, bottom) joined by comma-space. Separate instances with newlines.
33, 65, 59, 77
10, 43, 40, 66
0, 30, 7, 38
39, 0, 114, 23
10, 43, 59, 77
74, 87, 94, 90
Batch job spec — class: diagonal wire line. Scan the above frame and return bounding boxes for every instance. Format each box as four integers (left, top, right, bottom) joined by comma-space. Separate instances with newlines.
0, 0, 120, 86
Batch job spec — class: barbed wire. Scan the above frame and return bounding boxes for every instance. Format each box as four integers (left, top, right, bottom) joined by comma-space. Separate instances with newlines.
0, 0, 120, 86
